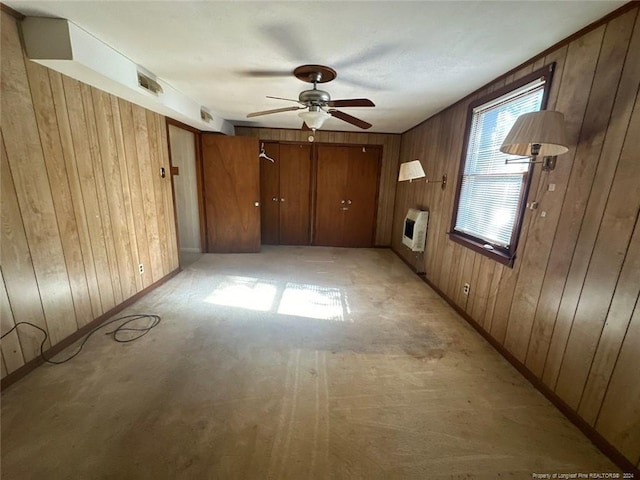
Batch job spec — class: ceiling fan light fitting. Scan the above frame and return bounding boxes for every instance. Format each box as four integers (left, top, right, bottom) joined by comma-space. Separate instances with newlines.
298, 109, 330, 131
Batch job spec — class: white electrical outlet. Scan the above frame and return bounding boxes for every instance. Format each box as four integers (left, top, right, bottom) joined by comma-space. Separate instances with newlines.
463, 283, 470, 295
138, 263, 144, 274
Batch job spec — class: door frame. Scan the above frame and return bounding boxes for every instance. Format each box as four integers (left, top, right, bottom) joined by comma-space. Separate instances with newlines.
165, 118, 207, 254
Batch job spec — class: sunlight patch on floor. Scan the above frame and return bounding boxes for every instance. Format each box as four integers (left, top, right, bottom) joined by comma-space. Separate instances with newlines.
278, 283, 345, 321
204, 276, 347, 321
204, 276, 277, 312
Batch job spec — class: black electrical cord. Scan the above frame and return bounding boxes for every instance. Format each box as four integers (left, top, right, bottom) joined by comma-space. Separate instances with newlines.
0, 314, 161, 365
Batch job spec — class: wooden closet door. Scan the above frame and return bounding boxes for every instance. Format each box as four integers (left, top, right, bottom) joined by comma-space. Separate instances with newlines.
260, 143, 280, 245
343, 147, 380, 247
279, 144, 312, 245
202, 134, 260, 252
314, 145, 349, 246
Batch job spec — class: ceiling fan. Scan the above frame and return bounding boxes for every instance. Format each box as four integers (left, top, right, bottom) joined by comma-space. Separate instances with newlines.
246, 65, 375, 131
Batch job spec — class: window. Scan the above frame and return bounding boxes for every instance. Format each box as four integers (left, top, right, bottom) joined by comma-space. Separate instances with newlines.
450, 65, 554, 266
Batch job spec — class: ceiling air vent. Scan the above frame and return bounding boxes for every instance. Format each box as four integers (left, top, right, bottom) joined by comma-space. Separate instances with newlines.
137, 71, 163, 95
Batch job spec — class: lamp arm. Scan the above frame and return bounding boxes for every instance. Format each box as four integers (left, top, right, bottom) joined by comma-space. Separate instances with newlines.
504, 155, 557, 171
425, 174, 447, 190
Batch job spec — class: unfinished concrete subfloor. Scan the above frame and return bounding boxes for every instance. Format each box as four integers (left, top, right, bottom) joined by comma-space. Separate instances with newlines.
1, 247, 618, 479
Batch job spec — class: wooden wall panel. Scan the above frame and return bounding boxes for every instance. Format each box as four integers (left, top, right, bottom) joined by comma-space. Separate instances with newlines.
541, 16, 635, 390
1, 12, 78, 346
0, 270, 24, 373
81, 82, 124, 306
235, 127, 401, 246
118, 99, 153, 289
110, 96, 143, 294
1, 131, 50, 358
506, 15, 633, 364
579, 214, 640, 425
0, 11, 178, 380
63, 75, 116, 314
595, 301, 640, 463
132, 105, 164, 283
555, 92, 640, 409
25, 60, 95, 328
49, 71, 103, 320
390, 5, 640, 467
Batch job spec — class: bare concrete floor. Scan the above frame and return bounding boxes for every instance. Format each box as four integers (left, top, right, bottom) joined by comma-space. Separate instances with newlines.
1, 246, 617, 479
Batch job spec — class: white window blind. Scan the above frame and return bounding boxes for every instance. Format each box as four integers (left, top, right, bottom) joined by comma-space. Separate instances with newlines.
454, 78, 545, 249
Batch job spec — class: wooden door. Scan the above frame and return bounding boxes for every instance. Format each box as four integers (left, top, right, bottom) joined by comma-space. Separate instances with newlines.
343, 147, 380, 247
201, 134, 260, 252
279, 144, 312, 245
314, 145, 349, 246
260, 142, 280, 245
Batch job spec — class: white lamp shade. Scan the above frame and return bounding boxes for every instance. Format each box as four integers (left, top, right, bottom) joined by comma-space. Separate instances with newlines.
298, 109, 330, 130
500, 110, 569, 157
398, 160, 426, 182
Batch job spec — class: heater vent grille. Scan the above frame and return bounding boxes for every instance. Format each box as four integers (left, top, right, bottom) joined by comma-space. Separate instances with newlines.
402, 209, 428, 252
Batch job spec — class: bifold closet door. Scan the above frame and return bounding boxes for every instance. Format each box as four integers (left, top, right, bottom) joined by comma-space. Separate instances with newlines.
279, 144, 312, 245
314, 145, 380, 247
314, 146, 349, 246
260, 142, 280, 244
343, 147, 379, 247
201, 134, 260, 252
260, 143, 312, 245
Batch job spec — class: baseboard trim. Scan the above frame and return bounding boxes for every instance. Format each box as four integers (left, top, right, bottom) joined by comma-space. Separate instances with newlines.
1, 267, 181, 391
391, 248, 639, 475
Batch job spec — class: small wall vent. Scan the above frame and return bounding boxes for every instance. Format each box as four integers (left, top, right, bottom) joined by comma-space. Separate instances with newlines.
200, 108, 213, 123
137, 71, 163, 95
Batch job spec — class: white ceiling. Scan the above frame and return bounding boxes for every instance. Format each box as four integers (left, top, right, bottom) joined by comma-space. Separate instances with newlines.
7, 1, 626, 134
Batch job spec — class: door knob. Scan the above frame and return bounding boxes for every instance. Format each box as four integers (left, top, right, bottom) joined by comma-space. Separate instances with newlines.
254, 201, 260, 207
280, 198, 285, 202
272, 197, 278, 202
341, 200, 346, 204
347, 200, 352, 205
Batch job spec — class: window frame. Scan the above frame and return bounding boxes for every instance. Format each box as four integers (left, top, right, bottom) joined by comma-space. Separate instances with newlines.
449, 64, 555, 267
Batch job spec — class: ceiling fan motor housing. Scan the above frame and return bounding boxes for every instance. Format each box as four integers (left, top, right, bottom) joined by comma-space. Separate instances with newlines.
299, 89, 331, 106
247, 65, 373, 129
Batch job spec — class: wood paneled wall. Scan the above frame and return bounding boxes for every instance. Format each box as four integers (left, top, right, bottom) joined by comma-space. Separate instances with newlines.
0, 11, 178, 379
235, 127, 401, 246
392, 5, 640, 467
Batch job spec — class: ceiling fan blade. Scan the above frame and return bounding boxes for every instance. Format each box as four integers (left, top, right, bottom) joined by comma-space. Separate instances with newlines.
266, 95, 303, 104
247, 106, 303, 118
328, 109, 372, 129
327, 98, 375, 108
301, 122, 311, 131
